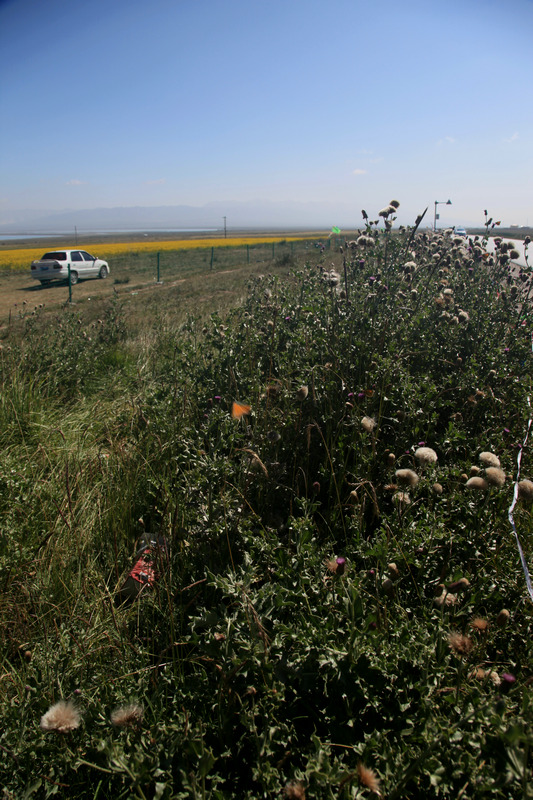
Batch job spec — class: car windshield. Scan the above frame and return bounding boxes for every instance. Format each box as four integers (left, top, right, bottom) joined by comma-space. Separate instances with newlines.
41, 252, 67, 260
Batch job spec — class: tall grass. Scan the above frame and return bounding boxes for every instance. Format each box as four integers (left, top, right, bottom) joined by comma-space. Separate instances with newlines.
0, 209, 532, 799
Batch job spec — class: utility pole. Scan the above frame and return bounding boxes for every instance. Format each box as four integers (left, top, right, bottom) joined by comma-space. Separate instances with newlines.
223, 216, 227, 239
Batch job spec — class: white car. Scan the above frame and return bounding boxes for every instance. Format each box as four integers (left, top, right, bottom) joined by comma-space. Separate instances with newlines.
453, 226, 467, 237
30, 249, 110, 286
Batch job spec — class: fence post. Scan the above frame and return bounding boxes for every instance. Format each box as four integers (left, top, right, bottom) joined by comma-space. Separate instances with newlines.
210, 247, 214, 270
67, 263, 72, 303
272, 242, 275, 259
247, 244, 250, 264
157, 252, 161, 283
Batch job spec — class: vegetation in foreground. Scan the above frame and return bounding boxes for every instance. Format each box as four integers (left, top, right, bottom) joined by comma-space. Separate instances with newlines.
0, 206, 532, 799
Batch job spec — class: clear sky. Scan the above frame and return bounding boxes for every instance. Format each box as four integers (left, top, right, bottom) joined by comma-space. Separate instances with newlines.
1, 0, 532, 229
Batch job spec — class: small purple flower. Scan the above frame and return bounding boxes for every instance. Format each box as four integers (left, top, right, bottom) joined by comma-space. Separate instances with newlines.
502, 672, 516, 684
347, 392, 354, 399
368, 276, 376, 284
418, 441, 425, 447
504, 348, 510, 353
336, 557, 346, 575
214, 395, 222, 401
358, 259, 365, 268
503, 428, 510, 434
285, 316, 291, 321
357, 392, 365, 400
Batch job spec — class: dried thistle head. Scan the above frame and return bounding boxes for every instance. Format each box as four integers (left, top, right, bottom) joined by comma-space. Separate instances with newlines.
466, 476, 488, 491
40, 700, 81, 734
296, 385, 309, 401
361, 416, 376, 433
484, 467, 506, 488
432, 482, 444, 496
448, 632, 474, 656
471, 617, 489, 633
357, 762, 381, 795
447, 577, 470, 593
496, 608, 511, 626
518, 479, 533, 503
283, 780, 306, 799
393, 491, 411, 507
479, 451, 500, 468
110, 703, 144, 728
395, 468, 419, 487
414, 446, 438, 466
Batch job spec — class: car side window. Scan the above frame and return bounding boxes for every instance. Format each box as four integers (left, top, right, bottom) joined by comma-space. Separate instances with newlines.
80, 251, 95, 261
71, 251, 83, 262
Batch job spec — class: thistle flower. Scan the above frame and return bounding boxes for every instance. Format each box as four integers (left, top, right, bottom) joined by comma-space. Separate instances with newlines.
395, 468, 419, 487
479, 451, 500, 468
389, 199, 400, 209
357, 762, 381, 795
296, 386, 308, 401
496, 609, 510, 626
471, 617, 489, 633
388, 562, 400, 580
414, 446, 437, 466
466, 476, 488, 491
392, 491, 411, 507
432, 482, 443, 495
447, 577, 470, 593
434, 590, 457, 608
472, 667, 501, 686
110, 703, 144, 728
484, 467, 506, 487
448, 632, 473, 656
518, 479, 533, 502
283, 781, 306, 799
40, 700, 81, 733
361, 416, 376, 433
458, 310, 470, 323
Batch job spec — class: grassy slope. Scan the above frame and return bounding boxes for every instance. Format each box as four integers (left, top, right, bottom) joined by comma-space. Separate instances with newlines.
0, 223, 532, 799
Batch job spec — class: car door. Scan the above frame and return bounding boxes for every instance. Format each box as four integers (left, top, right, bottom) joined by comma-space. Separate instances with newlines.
80, 251, 99, 277
70, 250, 86, 278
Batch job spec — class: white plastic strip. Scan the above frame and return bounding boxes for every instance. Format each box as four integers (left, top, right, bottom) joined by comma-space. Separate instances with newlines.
508, 395, 533, 601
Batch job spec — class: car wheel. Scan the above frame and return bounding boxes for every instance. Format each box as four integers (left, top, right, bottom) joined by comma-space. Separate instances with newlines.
69, 270, 79, 285
99, 265, 109, 279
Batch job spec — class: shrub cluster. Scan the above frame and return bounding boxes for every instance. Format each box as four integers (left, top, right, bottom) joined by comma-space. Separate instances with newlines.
0, 210, 532, 798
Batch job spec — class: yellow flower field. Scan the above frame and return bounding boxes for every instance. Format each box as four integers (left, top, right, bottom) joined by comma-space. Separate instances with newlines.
0, 236, 314, 270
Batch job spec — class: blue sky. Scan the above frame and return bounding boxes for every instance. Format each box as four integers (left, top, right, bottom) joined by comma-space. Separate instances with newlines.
1, 0, 532, 228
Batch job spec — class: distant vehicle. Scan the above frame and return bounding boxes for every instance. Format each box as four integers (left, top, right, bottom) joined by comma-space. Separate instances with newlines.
453, 226, 467, 237
30, 249, 110, 286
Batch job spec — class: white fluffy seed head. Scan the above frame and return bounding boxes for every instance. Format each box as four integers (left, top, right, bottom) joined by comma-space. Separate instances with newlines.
414, 446, 438, 466
395, 468, 419, 487
479, 451, 500, 468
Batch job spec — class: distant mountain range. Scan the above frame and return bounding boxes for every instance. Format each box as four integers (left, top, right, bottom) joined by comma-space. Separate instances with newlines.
0, 200, 355, 234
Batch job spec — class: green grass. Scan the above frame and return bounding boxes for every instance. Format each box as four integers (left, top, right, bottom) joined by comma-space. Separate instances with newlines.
0, 214, 532, 799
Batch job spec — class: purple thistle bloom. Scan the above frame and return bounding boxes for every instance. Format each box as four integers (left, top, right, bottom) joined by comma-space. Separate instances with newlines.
502, 672, 516, 684
214, 395, 222, 401
336, 557, 346, 575
357, 392, 365, 400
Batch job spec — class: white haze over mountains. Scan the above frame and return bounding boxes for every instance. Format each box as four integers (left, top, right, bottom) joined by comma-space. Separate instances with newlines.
0, 200, 361, 234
